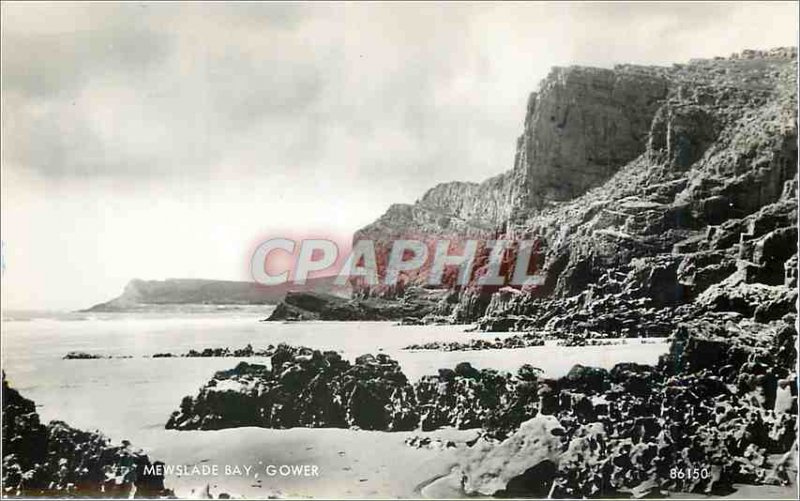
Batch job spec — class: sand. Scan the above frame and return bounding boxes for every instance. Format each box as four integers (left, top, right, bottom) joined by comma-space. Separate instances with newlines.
149, 427, 477, 499
3, 313, 794, 499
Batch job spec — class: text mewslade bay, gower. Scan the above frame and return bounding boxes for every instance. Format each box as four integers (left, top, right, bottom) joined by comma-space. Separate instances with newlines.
143, 463, 320, 477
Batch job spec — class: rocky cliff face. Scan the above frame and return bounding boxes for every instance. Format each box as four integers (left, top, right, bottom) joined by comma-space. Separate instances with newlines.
493, 48, 797, 310
509, 65, 669, 214
353, 48, 797, 328
355, 172, 514, 242
358, 63, 672, 240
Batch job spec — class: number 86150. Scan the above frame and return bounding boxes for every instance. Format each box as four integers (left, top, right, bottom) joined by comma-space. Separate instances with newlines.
669, 467, 709, 480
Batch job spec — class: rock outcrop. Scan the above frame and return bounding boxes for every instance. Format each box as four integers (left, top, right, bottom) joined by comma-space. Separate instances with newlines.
171, 325, 798, 496
510, 65, 669, 211
459, 415, 564, 496
436, 315, 798, 497
1, 373, 171, 498
270, 49, 797, 325
166, 345, 419, 431
265, 287, 451, 321
167, 350, 547, 435
354, 63, 672, 242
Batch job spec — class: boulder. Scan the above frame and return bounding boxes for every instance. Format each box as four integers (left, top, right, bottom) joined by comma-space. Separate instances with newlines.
561, 365, 609, 394
1, 373, 170, 497
460, 415, 564, 496
166, 347, 418, 432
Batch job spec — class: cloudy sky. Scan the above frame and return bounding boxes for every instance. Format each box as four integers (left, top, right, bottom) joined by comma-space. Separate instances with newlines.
1, 1, 797, 310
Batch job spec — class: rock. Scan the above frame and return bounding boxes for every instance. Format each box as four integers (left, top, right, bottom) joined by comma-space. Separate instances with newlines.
784, 254, 798, 287
403, 333, 545, 352
561, 365, 609, 395
2, 372, 47, 473
695, 272, 793, 320
609, 363, 662, 397
63, 351, 108, 360
459, 415, 564, 496
419, 469, 464, 498
415, 365, 525, 434
267, 290, 443, 321
750, 227, 798, 285
764, 441, 798, 486
385, 47, 798, 487
515, 66, 668, 208
553, 422, 610, 497
753, 288, 798, 323
1, 373, 171, 497
648, 104, 718, 171
166, 346, 418, 432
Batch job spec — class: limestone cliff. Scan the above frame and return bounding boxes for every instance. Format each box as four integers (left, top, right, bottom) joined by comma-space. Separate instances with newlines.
352, 47, 798, 330
509, 65, 669, 214
355, 172, 514, 242
358, 63, 672, 240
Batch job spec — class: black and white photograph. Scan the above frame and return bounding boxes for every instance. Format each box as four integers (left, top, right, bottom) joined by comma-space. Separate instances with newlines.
1, 1, 799, 499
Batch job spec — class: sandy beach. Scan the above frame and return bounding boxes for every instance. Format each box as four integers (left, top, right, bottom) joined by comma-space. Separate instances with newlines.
151, 427, 477, 499
1, 312, 672, 498
2, 313, 796, 499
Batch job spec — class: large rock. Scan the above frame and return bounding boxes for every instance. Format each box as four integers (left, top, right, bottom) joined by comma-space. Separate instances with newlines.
414, 363, 538, 435
2, 373, 170, 497
459, 415, 564, 496
266, 289, 444, 321
166, 346, 419, 432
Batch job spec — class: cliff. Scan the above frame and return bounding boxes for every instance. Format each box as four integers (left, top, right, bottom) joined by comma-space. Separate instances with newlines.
179, 48, 800, 497
359, 48, 796, 236
357, 63, 672, 241
349, 47, 797, 328
355, 172, 515, 241
509, 64, 669, 213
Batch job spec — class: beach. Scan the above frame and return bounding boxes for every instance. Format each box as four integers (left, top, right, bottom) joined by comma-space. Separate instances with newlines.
1, 310, 670, 497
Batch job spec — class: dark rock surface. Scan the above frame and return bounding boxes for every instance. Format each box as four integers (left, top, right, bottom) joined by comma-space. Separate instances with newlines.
63, 351, 110, 360
63, 345, 275, 359
166, 345, 418, 431
267, 51, 797, 338
1, 372, 171, 498
174, 344, 273, 358
265, 288, 447, 321
168, 349, 551, 437
403, 333, 545, 351
167, 319, 798, 496
414, 363, 542, 433
449, 311, 799, 498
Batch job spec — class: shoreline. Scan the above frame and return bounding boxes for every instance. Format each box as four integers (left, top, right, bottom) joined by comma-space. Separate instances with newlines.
2, 317, 796, 498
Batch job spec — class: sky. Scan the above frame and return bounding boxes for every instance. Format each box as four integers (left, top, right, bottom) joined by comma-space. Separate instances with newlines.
1, 1, 798, 311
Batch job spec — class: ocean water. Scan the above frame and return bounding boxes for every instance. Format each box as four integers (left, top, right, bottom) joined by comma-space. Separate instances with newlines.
1, 309, 669, 497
